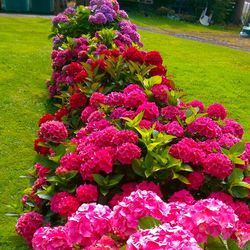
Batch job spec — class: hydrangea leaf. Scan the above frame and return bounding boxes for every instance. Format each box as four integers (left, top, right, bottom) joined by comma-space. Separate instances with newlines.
138, 216, 161, 230
229, 142, 246, 156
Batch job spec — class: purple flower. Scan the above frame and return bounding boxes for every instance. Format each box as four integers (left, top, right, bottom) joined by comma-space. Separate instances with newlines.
63, 7, 76, 15
119, 10, 128, 19
52, 14, 69, 25
53, 36, 61, 44
89, 13, 107, 25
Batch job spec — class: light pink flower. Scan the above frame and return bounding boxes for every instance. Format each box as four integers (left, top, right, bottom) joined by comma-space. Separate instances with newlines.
66, 203, 111, 248
126, 224, 201, 250
32, 226, 71, 250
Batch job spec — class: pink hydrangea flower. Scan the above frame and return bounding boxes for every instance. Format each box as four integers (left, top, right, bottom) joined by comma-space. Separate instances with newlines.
81, 106, 97, 123
138, 119, 153, 129
208, 192, 234, 207
34, 163, 50, 177
66, 203, 112, 248
111, 190, 170, 239
198, 140, 221, 154
85, 235, 118, 250
32, 177, 47, 192
110, 107, 127, 119
38, 121, 68, 143
56, 153, 81, 174
115, 143, 141, 165
168, 189, 195, 205
50, 192, 79, 217
181, 198, 238, 243
105, 92, 125, 107
169, 138, 205, 165
76, 184, 98, 203
218, 133, 240, 148
125, 90, 148, 109
238, 142, 250, 168
233, 222, 250, 248
89, 92, 106, 107
137, 102, 159, 120
165, 121, 184, 137
188, 100, 205, 113
187, 172, 205, 190
151, 83, 169, 103
85, 126, 118, 147
80, 148, 113, 180
126, 224, 201, 250
187, 117, 222, 139
161, 106, 185, 121
16, 212, 43, 245
87, 111, 105, 123
85, 119, 112, 133
111, 130, 138, 145
207, 103, 227, 120
202, 153, 233, 179
32, 226, 71, 250
109, 181, 163, 207
233, 201, 250, 223
222, 119, 244, 139
123, 84, 144, 94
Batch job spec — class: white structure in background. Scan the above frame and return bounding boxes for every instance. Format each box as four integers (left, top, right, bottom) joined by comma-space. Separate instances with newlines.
199, 7, 213, 26
240, 1, 250, 37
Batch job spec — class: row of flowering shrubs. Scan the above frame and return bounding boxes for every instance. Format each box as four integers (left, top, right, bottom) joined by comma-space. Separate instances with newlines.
15, 1, 250, 249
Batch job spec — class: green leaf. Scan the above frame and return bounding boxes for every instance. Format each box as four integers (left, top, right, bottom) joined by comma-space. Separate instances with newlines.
147, 142, 163, 151
221, 147, 230, 156
132, 159, 145, 177
231, 186, 248, 198
144, 154, 154, 178
228, 168, 244, 184
26, 201, 35, 207
108, 174, 124, 187
36, 193, 51, 200
100, 187, 109, 196
143, 75, 162, 89
230, 142, 246, 155
243, 241, 250, 250
62, 171, 78, 181
205, 236, 229, 250
5, 213, 20, 217
236, 181, 250, 189
150, 151, 168, 166
123, 111, 144, 128
119, 245, 127, 250
231, 156, 245, 165
172, 172, 190, 184
93, 174, 105, 186
46, 176, 63, 184
227, 239, 242, 250
138, 216, 161, 230
181, 164, 193, 172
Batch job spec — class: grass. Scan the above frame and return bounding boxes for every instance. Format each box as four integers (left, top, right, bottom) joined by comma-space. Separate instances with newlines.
0, 16, 250, 249
0, 16, 51, 249
130, 13, 240, 34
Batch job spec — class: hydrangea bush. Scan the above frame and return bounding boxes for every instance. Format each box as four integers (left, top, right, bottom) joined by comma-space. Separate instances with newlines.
15, 1, 250, 249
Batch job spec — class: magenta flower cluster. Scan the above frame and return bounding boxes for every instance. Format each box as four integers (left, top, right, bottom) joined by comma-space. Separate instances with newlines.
17, 190, 250, 249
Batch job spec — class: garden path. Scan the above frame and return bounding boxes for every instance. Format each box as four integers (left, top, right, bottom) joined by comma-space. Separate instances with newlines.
137, 25, 250, 53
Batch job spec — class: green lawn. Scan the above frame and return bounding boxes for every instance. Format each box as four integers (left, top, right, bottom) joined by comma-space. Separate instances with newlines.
0, 16, 250, 249
130, 13, 240, 34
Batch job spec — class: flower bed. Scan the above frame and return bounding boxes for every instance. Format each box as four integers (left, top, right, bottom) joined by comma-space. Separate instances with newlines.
15, 1, 250, 249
